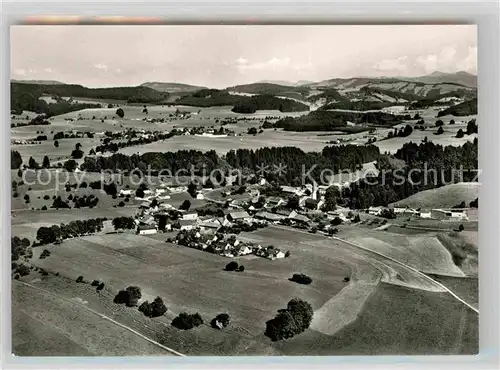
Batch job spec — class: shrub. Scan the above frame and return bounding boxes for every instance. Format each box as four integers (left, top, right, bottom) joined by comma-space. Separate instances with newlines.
225, 261, 239, 271
171, 312, 203, 330
39, 249, 51, 259
238, 265, 245, 272
41, 205, 47, 210
43, 195, 50, 200
91, 280, 100, 286
118, 201, 125, 207
343, 276, 350, 283
330, 217, 342, 226
15, 264, 31, 277
96, 282, 105, 292
139, 301, 153, 317
290, 273, 313, 285
458, 224, 465, 232
13, 192, 19, 198
76, 275, 84, 283
211, 313, 230, 329
150, 296, 168, 317
353, 214, 361, 223
116, 108, 125, 118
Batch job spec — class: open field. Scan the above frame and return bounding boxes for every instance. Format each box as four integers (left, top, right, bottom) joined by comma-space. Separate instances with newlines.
375, 129, 477, 154
117, 129, 364, 155
12, 281, 176, 356
338, 225, 466, 277
391, 182, 480, 209
272, 283, 478, 355
13, 223, 478, 355
28, 232, 349, 340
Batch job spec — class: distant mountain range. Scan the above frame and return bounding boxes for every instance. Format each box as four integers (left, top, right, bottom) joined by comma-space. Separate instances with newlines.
140, 82, 206, 93
401, 71, 477, 88
12, 79, 66, 85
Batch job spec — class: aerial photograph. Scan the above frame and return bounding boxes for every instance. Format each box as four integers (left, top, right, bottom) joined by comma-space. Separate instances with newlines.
10, 24, 478, 356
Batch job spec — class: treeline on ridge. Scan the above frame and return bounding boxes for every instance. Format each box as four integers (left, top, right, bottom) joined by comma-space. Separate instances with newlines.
175, 89, 309, 113
274, 110, 411, 132
10, 82, 169, 115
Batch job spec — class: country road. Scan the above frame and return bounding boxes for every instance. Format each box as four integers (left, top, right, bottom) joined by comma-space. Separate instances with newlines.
15, 281, 186, 357
271, 224, 479, 314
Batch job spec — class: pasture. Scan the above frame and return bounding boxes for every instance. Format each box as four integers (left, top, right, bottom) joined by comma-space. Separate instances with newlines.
12, 282, 174, 356
391, 182, 480, 209
272, 283, 478, 355
29, 232, 349, 341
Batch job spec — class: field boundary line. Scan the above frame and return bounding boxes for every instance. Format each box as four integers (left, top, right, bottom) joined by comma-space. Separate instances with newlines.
271, 225, 479, 314
15, 281, 186, 357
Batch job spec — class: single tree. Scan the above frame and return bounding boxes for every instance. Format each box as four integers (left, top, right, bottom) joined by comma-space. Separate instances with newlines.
42, 155, 50, 168
116, 108, 125, 118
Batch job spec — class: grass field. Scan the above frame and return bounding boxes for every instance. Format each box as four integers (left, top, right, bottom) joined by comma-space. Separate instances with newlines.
271, 283, 478, 355
29, 232, 349, 339
391, 182, 480, 209
12, 281, 175, 356
12, 222, 479, 355
339, 225, 466, 277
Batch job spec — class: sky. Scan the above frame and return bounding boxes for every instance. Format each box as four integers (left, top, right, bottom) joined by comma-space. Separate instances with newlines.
11, 25, 477, 88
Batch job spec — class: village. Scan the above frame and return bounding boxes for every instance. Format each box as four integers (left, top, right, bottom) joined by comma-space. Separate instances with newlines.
123, 175, 470, 261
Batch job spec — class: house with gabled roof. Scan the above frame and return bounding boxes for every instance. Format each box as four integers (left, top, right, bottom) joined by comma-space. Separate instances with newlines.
227, 211, 252, 223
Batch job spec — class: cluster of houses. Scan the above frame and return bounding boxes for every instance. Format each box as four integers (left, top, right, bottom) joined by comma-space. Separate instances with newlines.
173, 229, 288, 260
367, 205, 469, 221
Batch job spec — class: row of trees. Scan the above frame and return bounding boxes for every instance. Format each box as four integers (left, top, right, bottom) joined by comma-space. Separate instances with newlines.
36, 218, 106, 245
274, 110, 411, 132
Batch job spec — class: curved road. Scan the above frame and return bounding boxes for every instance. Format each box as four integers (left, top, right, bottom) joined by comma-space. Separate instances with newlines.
271, 224, 479, 314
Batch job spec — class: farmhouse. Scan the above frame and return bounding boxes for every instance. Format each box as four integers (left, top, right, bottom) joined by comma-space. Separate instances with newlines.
431, 209, 469, 221
368, 206, 383, 216
119, 189, 133, 196
179, 219, 197, 231
227, 211, 252, 223
280, 185, 303, 196
230, 199, 248, 209
288, 211, 310, 224
255, 211, 285, 223
137, 224, 157, 235
417, 211, 432, 219
198, 218, 223, 232
182, 211, 199, 220
264, 196, 286, 209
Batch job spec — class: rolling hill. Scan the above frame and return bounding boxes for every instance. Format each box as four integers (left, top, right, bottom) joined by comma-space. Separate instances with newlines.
227, 82, 310, 101
12, 79, 66, 85
141, 81, 206, 93
305, 73, 477, 109
390, 182, 480, 209
403, 71, 477, 88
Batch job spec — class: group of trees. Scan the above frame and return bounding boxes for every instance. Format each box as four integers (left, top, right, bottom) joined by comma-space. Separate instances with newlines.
112, 216, 135, 230
274, 110, 411, 132
171, 312, 204, 330
225, 145, 380, 186
11, 236, 31, 261
224, 261, 245, 272
81, 150, 220, 175
437, 99, 478, 117
289, 273, 312, 285
36, 218, 105, 245
231, 94, 309, 114
11, 150, 22, 169
11, 83, 169, 116
336, 140, 478, 209
114, 286, 142, 307
138, 297, 168, 318
265, 298, 314, 341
